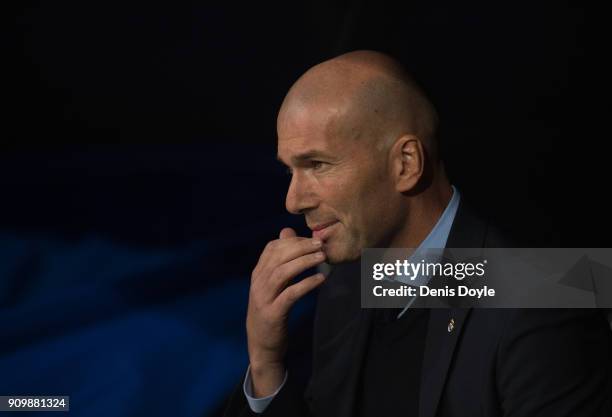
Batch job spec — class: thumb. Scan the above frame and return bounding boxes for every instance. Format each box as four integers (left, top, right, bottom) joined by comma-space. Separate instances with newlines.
279, 227, 297, 239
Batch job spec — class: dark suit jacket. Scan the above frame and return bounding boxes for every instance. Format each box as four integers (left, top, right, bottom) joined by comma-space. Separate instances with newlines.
224, 201, 612, 417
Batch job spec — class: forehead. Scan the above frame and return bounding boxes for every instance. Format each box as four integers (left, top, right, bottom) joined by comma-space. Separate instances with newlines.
277, 102, 358, 162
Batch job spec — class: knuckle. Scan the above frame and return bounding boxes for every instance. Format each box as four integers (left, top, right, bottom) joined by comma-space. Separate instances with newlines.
285, 286, 299, 303
250, 270, 259, 282
309, 252, 323, 263
264, 240, 276, 252
302, 238, 314, 248
251, 268, 266, 285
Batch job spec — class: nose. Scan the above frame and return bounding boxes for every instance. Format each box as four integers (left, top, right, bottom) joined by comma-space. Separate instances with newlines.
285, 172, 318, 215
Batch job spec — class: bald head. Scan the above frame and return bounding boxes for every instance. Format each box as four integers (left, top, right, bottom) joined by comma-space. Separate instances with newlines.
277, 50, 439, 158
276, 51, 452, 263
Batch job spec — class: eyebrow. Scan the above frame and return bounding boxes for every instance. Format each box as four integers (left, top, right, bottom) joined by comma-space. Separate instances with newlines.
276, 150, 331, 165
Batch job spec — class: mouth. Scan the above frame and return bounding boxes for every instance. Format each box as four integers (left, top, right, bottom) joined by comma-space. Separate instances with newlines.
309, 221, 339, 240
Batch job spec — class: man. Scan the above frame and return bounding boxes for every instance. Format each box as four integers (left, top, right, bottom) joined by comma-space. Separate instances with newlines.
223, 50, 611, 417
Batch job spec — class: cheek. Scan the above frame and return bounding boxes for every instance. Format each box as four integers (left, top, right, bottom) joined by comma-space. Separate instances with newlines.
319, 159, 392, 233
317, 172, 354, 211
356, 179, 398, 236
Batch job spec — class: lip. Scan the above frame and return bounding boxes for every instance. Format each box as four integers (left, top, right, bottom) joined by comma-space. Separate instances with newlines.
309, 221, 338, 232
310, 221, 339, 240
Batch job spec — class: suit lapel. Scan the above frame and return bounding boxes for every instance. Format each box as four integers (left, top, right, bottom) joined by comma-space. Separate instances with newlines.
419, 308, 472, 417
419, 200, 488, 417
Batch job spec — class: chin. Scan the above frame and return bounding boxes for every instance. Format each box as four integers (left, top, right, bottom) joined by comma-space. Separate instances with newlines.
323, 242, 361, 265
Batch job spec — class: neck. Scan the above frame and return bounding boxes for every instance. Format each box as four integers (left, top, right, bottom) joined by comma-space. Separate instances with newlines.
390, 178, 453, 249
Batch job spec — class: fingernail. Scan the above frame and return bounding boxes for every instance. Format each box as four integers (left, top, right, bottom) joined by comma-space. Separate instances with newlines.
312, 239, 322, 246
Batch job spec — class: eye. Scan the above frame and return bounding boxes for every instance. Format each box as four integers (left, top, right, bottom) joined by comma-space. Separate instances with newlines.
311, 160, 325, 170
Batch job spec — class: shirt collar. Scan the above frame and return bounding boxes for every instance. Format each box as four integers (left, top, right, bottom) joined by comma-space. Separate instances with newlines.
417, 185, 460, 251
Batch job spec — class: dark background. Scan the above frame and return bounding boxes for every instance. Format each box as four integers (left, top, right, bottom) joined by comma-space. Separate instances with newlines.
0, 1, 601, 416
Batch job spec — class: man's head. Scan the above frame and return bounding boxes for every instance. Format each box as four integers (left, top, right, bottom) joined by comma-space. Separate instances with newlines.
277, 50, 450, 264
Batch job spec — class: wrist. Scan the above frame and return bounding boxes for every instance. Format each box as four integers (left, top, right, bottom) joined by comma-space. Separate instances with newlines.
250, 360, 285, 376
247, 346, 285, 371
249, 362, 286, 398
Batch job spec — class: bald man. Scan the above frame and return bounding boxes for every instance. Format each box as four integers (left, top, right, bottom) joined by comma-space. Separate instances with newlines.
223, 51, 611, 417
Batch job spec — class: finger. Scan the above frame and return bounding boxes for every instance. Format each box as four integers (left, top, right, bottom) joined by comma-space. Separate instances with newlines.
279, 227, 297, 239
273, 238, 324, 270
274, 273, 326, 314
258, 237, 323, 274
254, 234, 306, 276
268, 251, 326, 295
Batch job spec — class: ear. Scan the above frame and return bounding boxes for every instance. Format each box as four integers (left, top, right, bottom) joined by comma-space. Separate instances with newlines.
390, 134, 424, 192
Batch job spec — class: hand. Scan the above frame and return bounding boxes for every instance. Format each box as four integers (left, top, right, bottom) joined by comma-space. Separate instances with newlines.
246, 227, 327, 397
